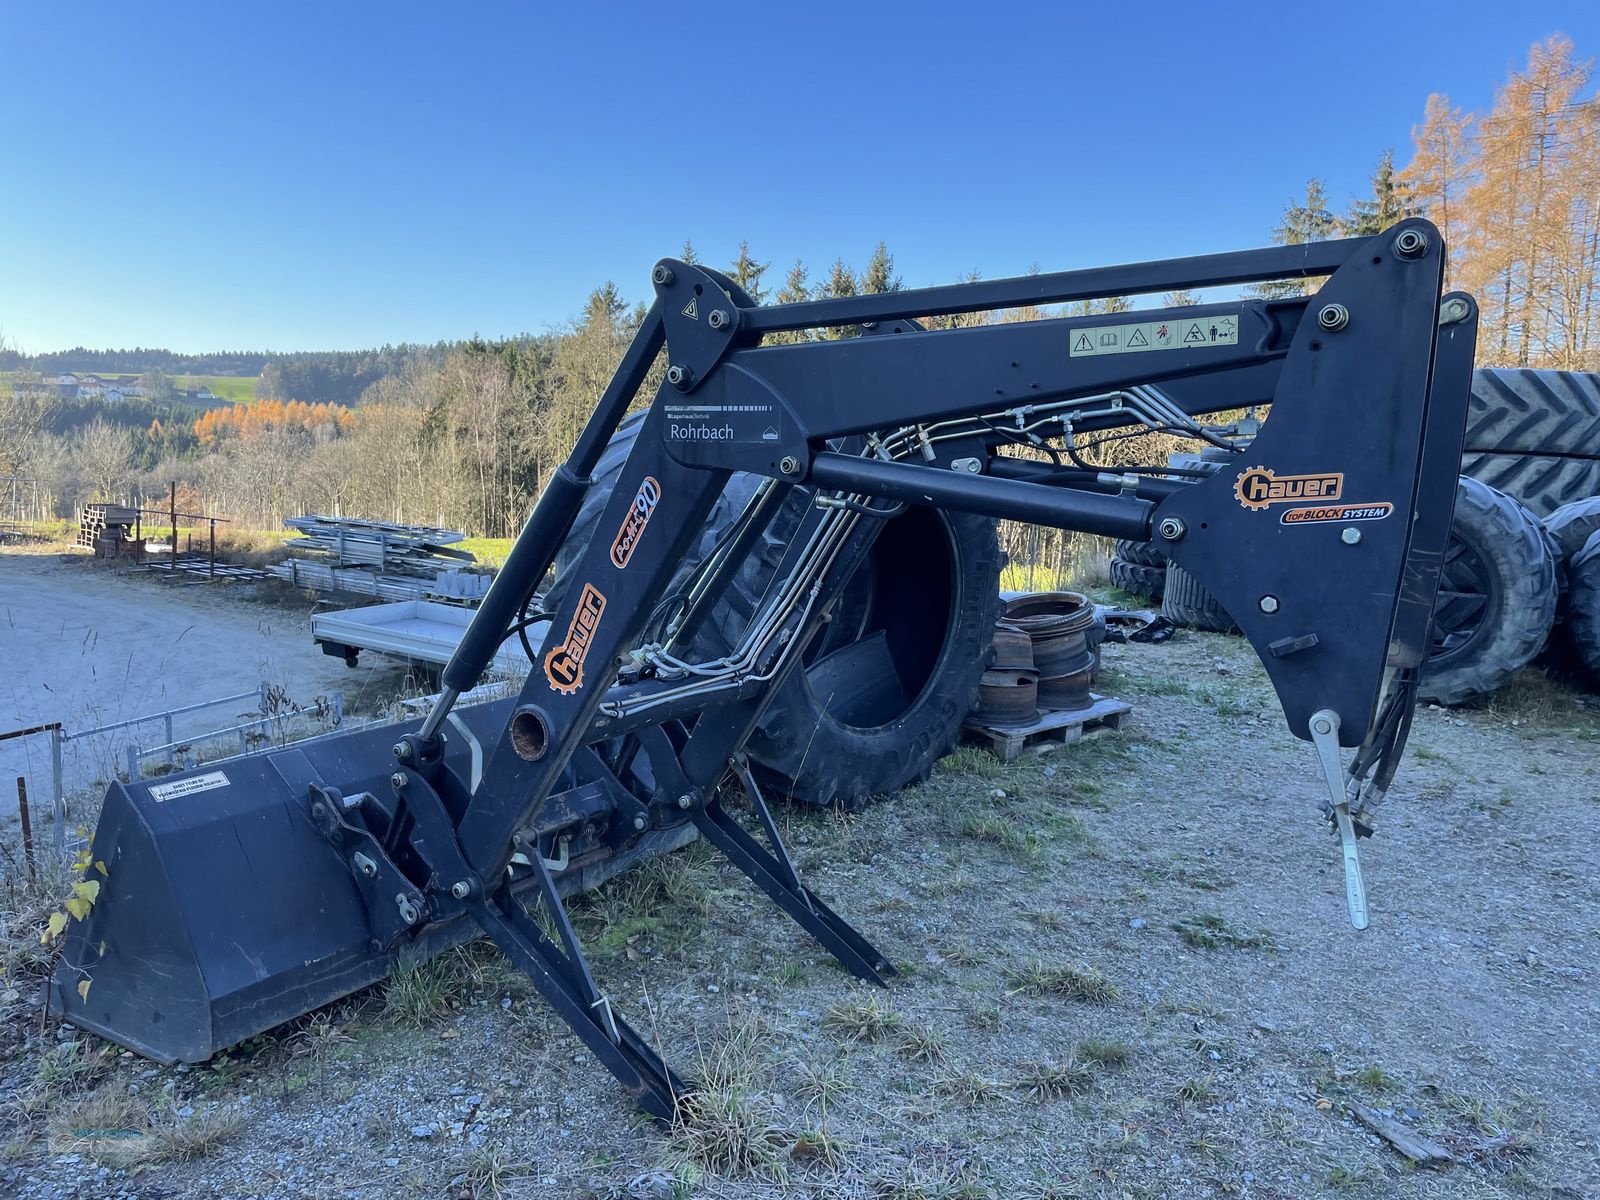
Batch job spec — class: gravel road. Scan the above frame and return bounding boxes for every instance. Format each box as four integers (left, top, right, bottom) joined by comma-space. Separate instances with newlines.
1, 592, 1595, 1199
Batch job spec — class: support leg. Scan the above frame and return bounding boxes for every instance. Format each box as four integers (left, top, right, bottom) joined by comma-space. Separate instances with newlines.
473, 868, 689, 1122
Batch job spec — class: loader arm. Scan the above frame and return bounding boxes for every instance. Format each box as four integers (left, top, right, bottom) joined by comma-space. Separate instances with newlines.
53, 222, 1475, 1121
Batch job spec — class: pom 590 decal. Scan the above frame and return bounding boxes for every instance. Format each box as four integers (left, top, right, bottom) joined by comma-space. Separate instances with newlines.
544, 583, 606, 695
610, 476, 660, 569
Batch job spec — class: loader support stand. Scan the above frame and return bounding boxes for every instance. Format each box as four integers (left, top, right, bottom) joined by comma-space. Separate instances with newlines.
474, 880, 688, 1121
691, 794, 896, 987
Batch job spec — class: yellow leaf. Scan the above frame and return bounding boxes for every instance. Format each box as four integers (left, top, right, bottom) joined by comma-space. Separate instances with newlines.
65, 897, 90, 920
95, 861, 108, 877
77, 979, 92, 1003
45, 911, 68, 942
73, 880, 101, 903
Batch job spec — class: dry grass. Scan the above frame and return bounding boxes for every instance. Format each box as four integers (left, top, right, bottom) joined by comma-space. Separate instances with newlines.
1015, 1058, 1097, 1100
895, 1023, 948, 1064
1172, 912, 1276, 951
668, 1009, 791, 1179
822, 992, 901, 1042
148, 1105, 242, 1163
1003, 960, 1119, 1005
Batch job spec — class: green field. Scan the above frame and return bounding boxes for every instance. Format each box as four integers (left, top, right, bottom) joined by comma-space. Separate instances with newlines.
0, 371, 259, 403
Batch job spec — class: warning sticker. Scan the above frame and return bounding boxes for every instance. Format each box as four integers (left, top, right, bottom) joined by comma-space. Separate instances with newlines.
148, 770, 231, 802
1069, 314, 1239, 357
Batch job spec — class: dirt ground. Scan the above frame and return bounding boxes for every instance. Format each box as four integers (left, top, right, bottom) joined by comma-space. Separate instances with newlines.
0, 552, 415, 832
0, 596, 1596, 1200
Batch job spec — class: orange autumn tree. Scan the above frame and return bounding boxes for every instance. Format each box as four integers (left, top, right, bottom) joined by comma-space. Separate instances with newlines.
193, 399, 354, 448
1403, 35, 1600, 368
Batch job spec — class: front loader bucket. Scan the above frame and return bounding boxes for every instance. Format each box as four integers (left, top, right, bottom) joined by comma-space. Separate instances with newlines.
48, 707, 543, 1062
50, 723, 442, 1063
54, 772, 370, 1061
50, 702, 695, 1063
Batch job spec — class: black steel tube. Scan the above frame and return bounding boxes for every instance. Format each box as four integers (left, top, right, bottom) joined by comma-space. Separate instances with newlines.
433, 308, 666, 711
809, 453, 1155, 540
986, 457, 1190, 500
745, 239, 1364, 333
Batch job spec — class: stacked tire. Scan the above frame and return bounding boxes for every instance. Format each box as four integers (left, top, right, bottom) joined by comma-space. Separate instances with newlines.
1417, 477, 1558, 705
1108, 537, 1166, 601
1461, 369, 1600, 516
1542, 496, 1600, 688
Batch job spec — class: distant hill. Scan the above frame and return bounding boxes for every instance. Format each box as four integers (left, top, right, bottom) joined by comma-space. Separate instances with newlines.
0, 344, 458, 406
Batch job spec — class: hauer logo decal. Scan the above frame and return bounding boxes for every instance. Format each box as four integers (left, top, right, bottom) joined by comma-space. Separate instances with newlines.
609, 476, 660, 569
1234, 465, 1344, 510
544, 583, 606, 695
1281, 502, 1394, 526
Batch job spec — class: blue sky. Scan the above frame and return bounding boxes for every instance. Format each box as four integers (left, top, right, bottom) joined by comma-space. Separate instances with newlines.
2, 1, 1595, 354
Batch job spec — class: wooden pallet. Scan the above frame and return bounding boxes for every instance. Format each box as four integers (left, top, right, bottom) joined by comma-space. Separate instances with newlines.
961, 693, 1132, 763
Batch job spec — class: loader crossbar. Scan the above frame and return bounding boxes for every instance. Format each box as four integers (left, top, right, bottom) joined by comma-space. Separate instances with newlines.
52, 223, 1476, 1124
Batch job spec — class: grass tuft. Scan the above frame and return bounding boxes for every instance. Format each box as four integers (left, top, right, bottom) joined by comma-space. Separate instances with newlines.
1004, 960, 1119, 1005
1015, 1059, 1097, 1100
931, 1069, 1006, 1108
1075, 1038, 1131, 1069
896, 1024, 948, 1065
670, 1016, 790, 1179
1172, 912, 1276, 951
822, 993, 901, 1043
149, 1106, 243, 1163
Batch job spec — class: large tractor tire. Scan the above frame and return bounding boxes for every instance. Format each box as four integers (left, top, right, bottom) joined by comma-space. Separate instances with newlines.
1108, 557, 1165, 601
1543, 495, 1600, 566
1160, 561, 1239, 634
1419, 477, 1558, 705
1564, 532, 1600, 689
1112, 537, 1168, 568
550, 413, 1002, 809
1461, 370, 1600, 517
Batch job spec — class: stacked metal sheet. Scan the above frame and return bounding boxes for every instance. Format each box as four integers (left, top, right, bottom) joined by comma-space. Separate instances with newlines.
271, 515, 491, 604
282, 515, 474, 576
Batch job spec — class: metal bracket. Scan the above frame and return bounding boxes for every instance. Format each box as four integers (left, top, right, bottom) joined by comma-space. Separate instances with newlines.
306, 783, 425, 949
1308, 709, 1369, 930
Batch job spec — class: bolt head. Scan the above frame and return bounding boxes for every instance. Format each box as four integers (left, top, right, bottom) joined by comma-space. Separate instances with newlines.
652, 264, 674, 286
1311, 716, 1334, 735
632, 814, 647, 831
1394, 228, 1428, 260
676, 793, 694, 810
779, 455, 801, 476
1317, 303, 1349, 332
391, 741, 411, 761
1258, 595, 1280, 614
708, 309, 730, 330
1158, 516, 1186, 541
450, 880, 472, 900
390, 771, 408, 790
666, 364, 693, 390
1341, 527, 1362, 545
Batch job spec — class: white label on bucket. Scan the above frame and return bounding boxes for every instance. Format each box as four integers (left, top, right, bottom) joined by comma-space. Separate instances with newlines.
148, 771, 231, 802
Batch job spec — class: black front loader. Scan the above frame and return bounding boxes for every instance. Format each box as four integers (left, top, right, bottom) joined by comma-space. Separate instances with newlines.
52, 222, 1477, 1120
